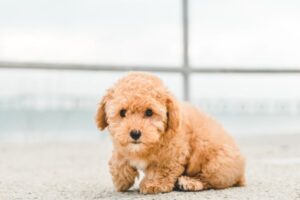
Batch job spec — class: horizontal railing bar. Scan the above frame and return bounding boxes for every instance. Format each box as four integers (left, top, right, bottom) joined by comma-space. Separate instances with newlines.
191, 68, 300, 73
1, 61, 300, 73
0, 62, 182, 73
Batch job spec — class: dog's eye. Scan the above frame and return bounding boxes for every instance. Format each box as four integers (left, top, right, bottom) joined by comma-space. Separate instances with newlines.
120, 109, 126, 117
145, 108, 153, 117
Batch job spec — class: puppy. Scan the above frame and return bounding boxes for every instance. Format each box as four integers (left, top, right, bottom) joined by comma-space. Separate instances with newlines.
96, 72, 245, 194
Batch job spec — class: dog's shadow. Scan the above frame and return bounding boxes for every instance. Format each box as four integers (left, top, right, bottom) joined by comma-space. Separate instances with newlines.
88, 187, 209, 200
81, 186, 145, 200
92, 189, 146, 199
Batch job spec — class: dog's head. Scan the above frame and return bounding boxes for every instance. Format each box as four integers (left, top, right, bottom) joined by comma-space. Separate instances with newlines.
96, 72, 180, 155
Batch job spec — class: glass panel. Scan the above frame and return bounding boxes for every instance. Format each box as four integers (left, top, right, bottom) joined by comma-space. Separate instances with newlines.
191, 74, 300, 136
190, 0, 300, 68
0, 69, 182, 141
0, 0, 181, 66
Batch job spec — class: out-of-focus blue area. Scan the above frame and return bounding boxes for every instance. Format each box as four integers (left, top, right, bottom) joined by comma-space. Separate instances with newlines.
0, 70, 300, 142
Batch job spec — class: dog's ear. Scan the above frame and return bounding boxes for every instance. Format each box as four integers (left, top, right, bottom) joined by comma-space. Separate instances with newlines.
95, 89, 113, 131
166, 94, 180, 132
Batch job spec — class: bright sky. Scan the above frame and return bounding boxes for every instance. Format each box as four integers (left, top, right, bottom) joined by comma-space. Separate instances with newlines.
0, 0, 300, 101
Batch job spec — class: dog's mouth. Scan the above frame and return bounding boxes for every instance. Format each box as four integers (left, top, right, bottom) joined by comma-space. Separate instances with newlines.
131, 141, 142, 144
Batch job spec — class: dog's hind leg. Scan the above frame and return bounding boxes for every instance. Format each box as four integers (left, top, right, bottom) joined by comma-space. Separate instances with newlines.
235, 175, 246, 187
176, 176, 206, 191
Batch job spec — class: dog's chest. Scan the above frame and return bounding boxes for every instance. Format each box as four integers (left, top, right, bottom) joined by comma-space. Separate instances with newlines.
129, 159, 147, 171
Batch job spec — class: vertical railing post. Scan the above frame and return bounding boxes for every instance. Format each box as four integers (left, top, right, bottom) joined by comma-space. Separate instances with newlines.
182, 0, 190, 101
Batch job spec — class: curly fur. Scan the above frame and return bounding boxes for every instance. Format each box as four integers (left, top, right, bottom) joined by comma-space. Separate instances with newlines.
96, 72, 246, 194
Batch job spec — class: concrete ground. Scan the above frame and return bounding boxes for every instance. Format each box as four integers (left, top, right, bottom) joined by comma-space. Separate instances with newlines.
1, 134, 300, 200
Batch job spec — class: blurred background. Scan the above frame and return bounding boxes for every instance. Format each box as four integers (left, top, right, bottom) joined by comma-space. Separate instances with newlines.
1, 0, 300, 142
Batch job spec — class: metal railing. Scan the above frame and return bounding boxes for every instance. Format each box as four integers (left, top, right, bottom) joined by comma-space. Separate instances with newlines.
1, 0, 300, 101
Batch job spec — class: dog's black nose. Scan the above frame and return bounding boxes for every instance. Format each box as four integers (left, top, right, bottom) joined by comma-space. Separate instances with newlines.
130, 130, 141, 140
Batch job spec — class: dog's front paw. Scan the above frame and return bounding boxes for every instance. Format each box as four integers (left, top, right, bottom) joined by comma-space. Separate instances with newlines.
112, 172, 137, 192
139, 179, 173, 194
113, 180, 136, 192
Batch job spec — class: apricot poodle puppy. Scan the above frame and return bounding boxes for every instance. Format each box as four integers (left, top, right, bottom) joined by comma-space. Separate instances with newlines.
96, 72, 246, 194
